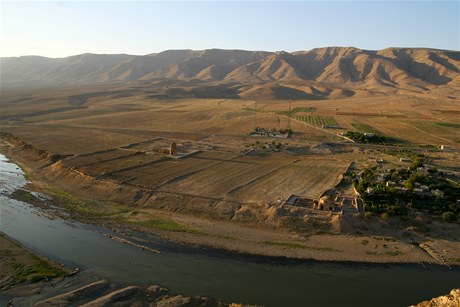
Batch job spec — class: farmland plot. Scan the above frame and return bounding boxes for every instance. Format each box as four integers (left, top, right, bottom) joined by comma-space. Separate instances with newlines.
121, 151, 241, 188
156, 152, 346, 202
62, 149, 136, 168
158, 152, 297, 199
229, 158, 348, 202
408, 120, 460, 144
1, 125, 145, 155
79, 153, 164, 176
354, 118, 459, 144
294, 115, 338, 127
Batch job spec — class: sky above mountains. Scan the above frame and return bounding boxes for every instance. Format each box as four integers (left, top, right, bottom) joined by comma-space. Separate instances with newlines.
1, 1, 459, 58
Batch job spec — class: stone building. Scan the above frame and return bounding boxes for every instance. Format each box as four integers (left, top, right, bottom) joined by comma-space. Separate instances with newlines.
169, 142, 177, 155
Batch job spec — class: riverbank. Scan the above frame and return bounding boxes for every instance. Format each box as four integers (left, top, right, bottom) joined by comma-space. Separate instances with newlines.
0, 234, 239, 307
2, 148, 460, 307
1, 137, 459, 267
412, 288, 460, 307
0, 234, 69, 296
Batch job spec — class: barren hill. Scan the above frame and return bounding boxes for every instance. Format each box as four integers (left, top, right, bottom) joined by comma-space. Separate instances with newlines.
2, 47, 459, 99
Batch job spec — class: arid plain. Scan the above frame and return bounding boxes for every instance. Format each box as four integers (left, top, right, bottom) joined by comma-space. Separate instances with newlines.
1, 47, 460, 266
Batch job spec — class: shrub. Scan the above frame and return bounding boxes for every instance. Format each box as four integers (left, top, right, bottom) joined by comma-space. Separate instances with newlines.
380, 212, 390, 220
364, 212, 373, 220
442, 211, 457, 222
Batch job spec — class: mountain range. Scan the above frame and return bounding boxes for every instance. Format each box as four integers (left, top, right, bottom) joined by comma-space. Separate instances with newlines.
2, 47, 460, 99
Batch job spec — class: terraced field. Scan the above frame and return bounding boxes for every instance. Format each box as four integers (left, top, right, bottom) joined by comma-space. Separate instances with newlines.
121, 151, 240, 188
62, 149, 136, 168
158, 153, 289, 199
63, 147, 348, 203
229, 158, 348, 201
0, 124, 146, 155
78, 152, 165, 177
155, 152, 348, 202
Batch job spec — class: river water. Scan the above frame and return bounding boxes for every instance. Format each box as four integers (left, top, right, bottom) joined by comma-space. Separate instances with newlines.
0, 154, 458, 307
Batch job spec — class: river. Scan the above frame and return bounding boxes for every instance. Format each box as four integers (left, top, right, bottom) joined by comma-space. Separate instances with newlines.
0, 154, 458, 307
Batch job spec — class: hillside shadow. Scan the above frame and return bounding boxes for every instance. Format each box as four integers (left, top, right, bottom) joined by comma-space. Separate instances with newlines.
428, 53, 460, 73
271, 85, 324, 100
190, 85, 240, 99
392, 50, 452, 85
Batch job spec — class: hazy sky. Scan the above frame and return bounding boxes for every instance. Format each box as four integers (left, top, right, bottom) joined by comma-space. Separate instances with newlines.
1, 1, 459, 58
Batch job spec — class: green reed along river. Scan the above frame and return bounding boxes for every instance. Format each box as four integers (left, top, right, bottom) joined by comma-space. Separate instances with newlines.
0, 154, 458, 307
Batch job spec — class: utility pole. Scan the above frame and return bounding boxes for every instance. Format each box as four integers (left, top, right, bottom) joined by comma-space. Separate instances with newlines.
254, 100, 258, 129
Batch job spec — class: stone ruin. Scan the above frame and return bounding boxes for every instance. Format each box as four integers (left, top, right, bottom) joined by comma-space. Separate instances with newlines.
169, 142, 177, 155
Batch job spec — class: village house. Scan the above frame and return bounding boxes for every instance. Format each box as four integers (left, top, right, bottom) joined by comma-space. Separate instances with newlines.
440, 145, 450, 150
375, 172, 387, 183
386, 181, 396, 187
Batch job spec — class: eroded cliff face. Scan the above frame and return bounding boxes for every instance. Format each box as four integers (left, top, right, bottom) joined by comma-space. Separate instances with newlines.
0, 132, 145, 205
412, 289, 460, 307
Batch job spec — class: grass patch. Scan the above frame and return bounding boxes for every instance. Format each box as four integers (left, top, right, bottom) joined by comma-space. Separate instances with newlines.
46, 186, 130, 217
12, 257, 66, 283
351, 122, 379, 133
361, 240, 369, 246
316, 246, 341, 252
133, 218, 204, 234
47, 186, 103, 216
10, 190, 45, 206
365, 251, 378, 255
264, 241, 341, 252
265, 241, 310, 249
436, 122, 460, 129
277, 107, 316, 116
449, 258, 460, 263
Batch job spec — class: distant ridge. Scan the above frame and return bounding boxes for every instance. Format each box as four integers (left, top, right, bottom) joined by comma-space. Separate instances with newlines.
2, 47, 460, 99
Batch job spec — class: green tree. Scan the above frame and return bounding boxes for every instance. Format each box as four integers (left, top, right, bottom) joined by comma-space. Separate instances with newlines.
442, 211, 457, 222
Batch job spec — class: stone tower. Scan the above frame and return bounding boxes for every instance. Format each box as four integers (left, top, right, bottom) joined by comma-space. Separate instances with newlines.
169, 142, 177, 155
